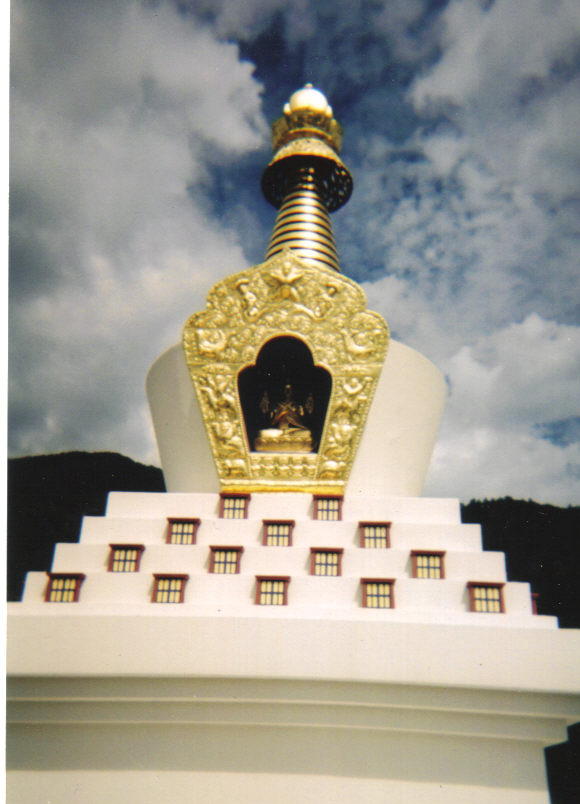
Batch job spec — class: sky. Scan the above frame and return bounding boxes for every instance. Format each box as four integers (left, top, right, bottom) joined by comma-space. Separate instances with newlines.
9, 0, 580, 505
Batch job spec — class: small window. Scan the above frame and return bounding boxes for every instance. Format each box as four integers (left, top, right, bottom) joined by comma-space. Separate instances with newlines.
167, 518, 200, 544
108, 545, 144, 572
359, 522, 391, 548
310, 548, 343, 576
209, 546, 243, 574
313, 495, 343, 521
361, 579, 395, 609
45, 573, 85, 603
152, 574, 189, 603
256, 576, 290, 606
468, 582, 504, 613
220, 493, 250, 519
262, 520, 294, 546
412, 551, 445, 579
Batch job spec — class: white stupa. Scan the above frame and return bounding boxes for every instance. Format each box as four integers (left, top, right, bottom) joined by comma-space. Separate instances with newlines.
8, 86, 580, 804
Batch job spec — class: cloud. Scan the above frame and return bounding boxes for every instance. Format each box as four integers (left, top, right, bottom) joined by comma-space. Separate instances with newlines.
427, 424, 580, 507
410, 0, 580, 198
445, 314, 580, 426
10, 0, 267, 460
345, 1, 580, 505
424, 314, 580, 505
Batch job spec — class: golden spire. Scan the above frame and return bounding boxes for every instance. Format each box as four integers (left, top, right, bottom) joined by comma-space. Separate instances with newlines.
262, 85, 352, 273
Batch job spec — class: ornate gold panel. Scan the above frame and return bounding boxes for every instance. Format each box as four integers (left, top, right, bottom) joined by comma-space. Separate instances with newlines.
182, 250, 389, 493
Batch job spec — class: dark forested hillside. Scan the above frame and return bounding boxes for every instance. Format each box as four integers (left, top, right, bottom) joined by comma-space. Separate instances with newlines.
7, 451, 165, 601
462, 498, 580, 629
461, 497, 580, 803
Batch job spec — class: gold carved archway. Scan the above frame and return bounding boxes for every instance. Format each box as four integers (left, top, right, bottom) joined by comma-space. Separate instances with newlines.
182, 250, 389, 493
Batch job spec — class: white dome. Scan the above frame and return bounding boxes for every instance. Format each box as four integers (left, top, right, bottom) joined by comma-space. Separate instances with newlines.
288, 84, 331, 115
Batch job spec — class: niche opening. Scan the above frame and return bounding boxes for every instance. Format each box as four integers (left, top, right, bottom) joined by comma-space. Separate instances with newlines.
238, 337, 332, 453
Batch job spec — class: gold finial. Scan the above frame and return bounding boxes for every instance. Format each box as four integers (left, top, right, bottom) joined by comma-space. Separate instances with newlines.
271, 83, 342, 155
261, 86, 353, 272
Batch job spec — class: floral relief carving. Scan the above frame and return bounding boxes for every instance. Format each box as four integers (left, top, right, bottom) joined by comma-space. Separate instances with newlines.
182, 249, 389, 491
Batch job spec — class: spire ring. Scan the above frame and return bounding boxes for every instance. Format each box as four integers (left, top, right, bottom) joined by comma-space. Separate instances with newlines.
262, 155, 353, 212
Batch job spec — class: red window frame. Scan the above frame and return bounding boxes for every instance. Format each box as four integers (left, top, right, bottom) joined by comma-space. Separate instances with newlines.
312, 495, 343, 521
151, 574, 189, 604
310, 548, 343, 576
209, 545, 244, 574
166, 518, 200, 544
358, 522, 391, 548
255, 576, 290, 606
411, 550, 445, 579
219, 493, 251, 519
108, 544, 145, 572
262, 520, 295, 546
467, 582, 505, 613
45, 573, 86, 603
361, 578, 396, 609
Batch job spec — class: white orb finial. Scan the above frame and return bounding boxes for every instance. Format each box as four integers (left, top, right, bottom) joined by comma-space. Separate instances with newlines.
287, 84, 333, 117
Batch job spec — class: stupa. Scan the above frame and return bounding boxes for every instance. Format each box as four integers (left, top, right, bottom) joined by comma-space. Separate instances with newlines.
7, 85, 580, 804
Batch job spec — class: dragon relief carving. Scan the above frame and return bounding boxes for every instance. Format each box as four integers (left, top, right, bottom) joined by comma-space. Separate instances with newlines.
182, 249, 389, 490
195, 370, 248, 478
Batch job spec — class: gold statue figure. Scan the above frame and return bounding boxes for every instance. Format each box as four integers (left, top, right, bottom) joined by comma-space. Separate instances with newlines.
254, 384, 314, 453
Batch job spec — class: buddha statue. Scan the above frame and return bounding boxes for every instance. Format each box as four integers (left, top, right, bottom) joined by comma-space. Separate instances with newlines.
254, 384, 314, 453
